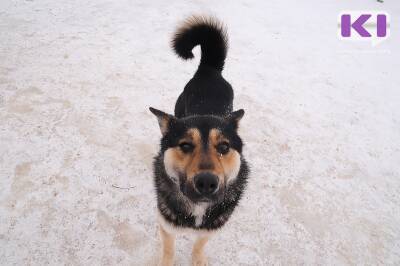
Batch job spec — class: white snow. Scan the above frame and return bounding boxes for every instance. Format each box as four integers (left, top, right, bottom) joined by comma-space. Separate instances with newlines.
0, 0, 399, 265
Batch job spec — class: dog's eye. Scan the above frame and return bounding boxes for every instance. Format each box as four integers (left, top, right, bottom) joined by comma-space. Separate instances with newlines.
179, 142, 194, 153
216, 142, 230, 155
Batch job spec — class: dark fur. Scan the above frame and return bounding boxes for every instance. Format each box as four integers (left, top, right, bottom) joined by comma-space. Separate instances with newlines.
151, 16, 249, 230
172, 16, 233, 117
154, 151, 248, 229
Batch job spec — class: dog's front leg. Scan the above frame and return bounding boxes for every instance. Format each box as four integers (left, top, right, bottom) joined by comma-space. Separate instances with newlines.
159, 225, 175, 266
192, 236, 209, 266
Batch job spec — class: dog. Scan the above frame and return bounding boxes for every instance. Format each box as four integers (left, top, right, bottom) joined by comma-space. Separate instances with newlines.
149, 15, 249, 266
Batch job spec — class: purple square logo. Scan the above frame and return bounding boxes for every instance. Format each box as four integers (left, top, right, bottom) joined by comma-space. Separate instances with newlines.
338, 11, 390, 45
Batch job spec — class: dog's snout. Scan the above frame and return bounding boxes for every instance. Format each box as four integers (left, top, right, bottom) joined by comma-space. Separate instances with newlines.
194, 173, 219, 196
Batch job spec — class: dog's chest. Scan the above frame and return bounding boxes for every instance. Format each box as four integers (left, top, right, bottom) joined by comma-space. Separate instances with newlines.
191, 203, 209, 227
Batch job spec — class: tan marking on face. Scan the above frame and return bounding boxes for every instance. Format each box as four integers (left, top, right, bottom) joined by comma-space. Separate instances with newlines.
163, 129, 202, 183
209, 129, 241, 183
220, 149, 241, 183
163, 128, 241, 185
184, 129, 213, 182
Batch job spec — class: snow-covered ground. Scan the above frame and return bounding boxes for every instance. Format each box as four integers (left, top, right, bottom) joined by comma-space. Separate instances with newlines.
1, 0, 399, 265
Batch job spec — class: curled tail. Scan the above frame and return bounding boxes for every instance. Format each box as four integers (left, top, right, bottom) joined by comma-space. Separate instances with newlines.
172, 15, 228, 72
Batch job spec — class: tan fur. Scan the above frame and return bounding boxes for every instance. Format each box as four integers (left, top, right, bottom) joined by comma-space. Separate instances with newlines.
163, 128, 241, 185
209, 129, 241, 182
159, 225, 175, 266
184, 128, 224, 182
158, 219, 212, 266
192, 236, 210, 266
221, 149, 241, 183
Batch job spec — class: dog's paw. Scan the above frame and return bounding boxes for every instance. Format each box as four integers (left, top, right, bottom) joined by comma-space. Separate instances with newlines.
192, 253, 208, 266
158, 260, 174, 266
158, 256, 174, 266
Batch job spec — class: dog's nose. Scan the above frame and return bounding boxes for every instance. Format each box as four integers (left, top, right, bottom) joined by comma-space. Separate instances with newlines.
194, 173, 219, 196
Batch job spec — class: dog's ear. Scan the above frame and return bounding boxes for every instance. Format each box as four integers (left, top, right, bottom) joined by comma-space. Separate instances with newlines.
226, 109, 245, 130
149, 107, 176, 136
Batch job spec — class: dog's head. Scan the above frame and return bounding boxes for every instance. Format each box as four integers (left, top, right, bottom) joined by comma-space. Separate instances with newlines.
150, 107, 245, 203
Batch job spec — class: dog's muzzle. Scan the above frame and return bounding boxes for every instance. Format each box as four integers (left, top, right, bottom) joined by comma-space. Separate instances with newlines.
193, 172, 219, 196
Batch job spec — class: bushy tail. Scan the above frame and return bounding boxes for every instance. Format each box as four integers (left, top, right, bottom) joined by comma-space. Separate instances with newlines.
172, 15, 228, 72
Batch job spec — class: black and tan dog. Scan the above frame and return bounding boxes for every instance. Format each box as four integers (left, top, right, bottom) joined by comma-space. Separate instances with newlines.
150, 15, 249, 266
